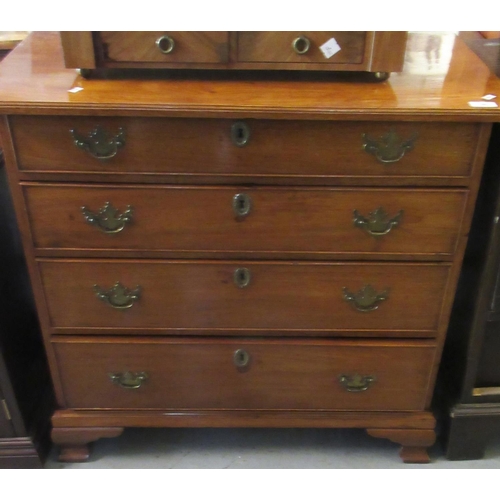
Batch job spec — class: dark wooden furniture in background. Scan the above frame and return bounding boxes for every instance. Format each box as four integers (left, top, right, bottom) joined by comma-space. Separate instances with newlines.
0, 148, 53, 468
0, 30, 53, 469
437, 123, 500, 460
1, 31, 500, 464
60, 31, 407, 79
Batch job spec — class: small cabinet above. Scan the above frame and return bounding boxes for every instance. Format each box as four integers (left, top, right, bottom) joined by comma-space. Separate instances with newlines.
60, 31, 408, 79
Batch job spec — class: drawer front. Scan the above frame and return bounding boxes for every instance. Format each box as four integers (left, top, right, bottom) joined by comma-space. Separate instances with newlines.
39, 260, 450, 335
237, 32, 367, 65
11, 116, 479, 180
53, 338, 435, 411
98, 31, 229, 63
25, 184, 467, 258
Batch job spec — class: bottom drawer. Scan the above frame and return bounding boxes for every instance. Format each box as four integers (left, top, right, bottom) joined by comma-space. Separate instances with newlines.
53, 338, 435, 411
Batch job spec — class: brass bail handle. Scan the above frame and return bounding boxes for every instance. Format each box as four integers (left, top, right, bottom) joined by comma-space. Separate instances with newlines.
156, 35, 175, 54
109, 371, 148, 389
292, 36, 311, 55
353, 207, 403, 238
94, 282, 141, 309
81, 202, 133, 234
339, 374, 376, 392
362, 130, 418, 164
342, 284, 389, 312
70, 126, 126, 161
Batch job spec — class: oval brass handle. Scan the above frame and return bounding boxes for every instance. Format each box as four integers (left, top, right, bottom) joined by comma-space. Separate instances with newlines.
70, 126, 126, 160
233, 193, 252, 217
109, 371, 148, 389
292, 36, 311, 55
342, 285, 388, 312
231, 121, 251, 147
339, 374, 376, 392
353, 207, 403, 238
362, 130, 417, 163
81, 202, 133, 234
233, 349, 250, 368
156, 35, 175, 54
94, 282, 141, 309
234, 268, 251, 288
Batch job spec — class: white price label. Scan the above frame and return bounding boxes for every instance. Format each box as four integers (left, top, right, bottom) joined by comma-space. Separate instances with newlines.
320, 38, 341, 59
468, 101, 498, 108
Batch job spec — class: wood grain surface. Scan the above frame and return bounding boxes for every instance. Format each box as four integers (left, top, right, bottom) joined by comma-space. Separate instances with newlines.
23, 184, 468, 260
52, 337, 435, 411
10, 116, 479, 179
0, 32, 499, 120
38, 259, 450, 335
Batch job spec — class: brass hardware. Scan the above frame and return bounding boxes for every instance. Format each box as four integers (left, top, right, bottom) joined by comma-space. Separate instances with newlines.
233, 193, 252, 217
342, 284, 389, 312
292, 36, 311, 55
231, 121, 250, 147
353, 207, 403, 238
234, 268, 251, 288
1, 399, 11, 421
94, 282, 141, 309
70, 126, 126, 160
233, 349, 250, 368
339, 374, 376, 392
472, 387, 500, 397
81, 202, 133, 234
156, 35, 175, 54
109, 371, 148, 389
362, 129, 417, 163
372, 71, 389, 82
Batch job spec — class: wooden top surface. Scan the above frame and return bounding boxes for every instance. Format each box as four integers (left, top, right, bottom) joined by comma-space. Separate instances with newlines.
0, 31, 499, 120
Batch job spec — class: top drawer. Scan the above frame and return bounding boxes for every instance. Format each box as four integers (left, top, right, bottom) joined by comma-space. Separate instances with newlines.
99, 31, 229, 64
237, 32, 366, 65
10, 116, 479, 182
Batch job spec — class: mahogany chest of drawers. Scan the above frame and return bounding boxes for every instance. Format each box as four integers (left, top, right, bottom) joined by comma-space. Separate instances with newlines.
1, 32, 500, 463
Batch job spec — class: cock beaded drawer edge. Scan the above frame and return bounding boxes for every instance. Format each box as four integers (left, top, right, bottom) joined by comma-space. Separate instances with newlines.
1, 31, 500, 463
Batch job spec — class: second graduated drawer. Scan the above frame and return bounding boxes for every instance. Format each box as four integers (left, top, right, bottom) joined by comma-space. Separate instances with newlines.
38, 259, 451, 336
23, 184, 468, 259
10, 116, 480, 182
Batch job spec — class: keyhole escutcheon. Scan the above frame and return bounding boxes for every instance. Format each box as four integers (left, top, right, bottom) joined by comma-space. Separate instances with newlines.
231, 121, 251, 147
233, 349, 250, 368
233, 193, 252, 217
234, 267, 251, 288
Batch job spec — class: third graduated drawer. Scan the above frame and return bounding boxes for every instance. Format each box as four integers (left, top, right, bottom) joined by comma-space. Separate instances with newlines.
10, 116, 480, 182
38, 259, 451, 337
23, 184, 468, 259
